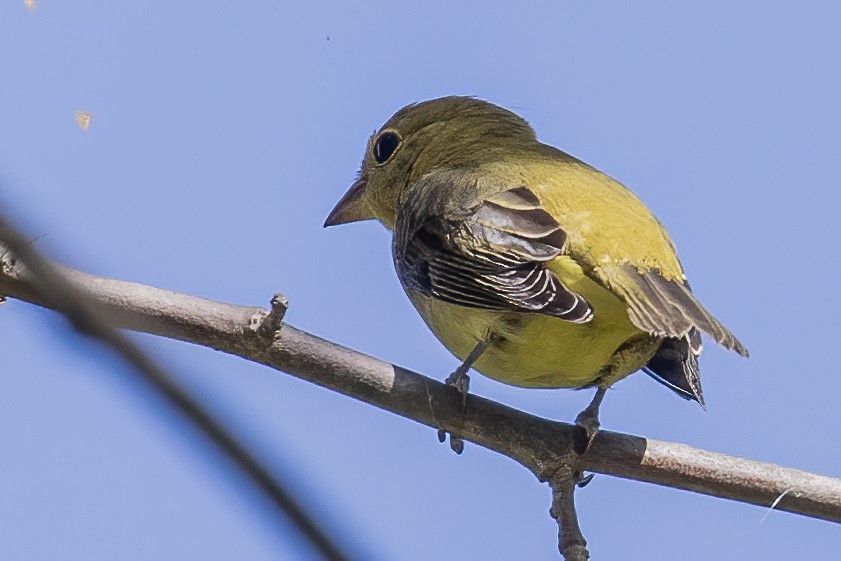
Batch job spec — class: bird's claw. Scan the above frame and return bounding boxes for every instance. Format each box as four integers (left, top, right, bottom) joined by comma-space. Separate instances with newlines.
437, 428, 465, 454
439, 368, 471, 454
573, 387, 606, 454
573, 408, 601, 454
575, 472, 596, 488
445, 368, 470, 401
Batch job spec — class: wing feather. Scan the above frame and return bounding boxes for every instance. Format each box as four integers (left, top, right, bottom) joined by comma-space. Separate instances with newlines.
396, 186, 593, 323
596, 265, 748, 356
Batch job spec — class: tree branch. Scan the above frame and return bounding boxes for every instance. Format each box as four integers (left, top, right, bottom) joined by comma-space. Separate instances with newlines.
3, 241, 840, 558
0, 225, 345, 561
550, 476, 589, 561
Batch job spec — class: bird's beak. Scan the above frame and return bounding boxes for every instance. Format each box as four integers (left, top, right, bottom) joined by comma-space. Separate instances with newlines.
323, 176, 373, 227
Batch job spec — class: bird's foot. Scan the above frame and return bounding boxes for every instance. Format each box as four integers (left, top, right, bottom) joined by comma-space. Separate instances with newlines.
573, 387, 606, 454
437, 430, 465, 455
437, 368, 471, 454
573, 408, 600, 453
444, 368, 471, 406
574, 471, 596, 488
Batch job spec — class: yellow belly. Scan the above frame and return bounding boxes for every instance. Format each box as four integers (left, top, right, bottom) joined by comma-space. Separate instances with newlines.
407, 256, 659, 389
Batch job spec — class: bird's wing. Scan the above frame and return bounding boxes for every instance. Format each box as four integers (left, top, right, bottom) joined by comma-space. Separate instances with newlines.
395, 185, 593, 323
594, 264, 748, 356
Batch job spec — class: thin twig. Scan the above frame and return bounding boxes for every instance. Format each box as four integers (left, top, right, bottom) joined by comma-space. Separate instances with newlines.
0, 217, 348, 561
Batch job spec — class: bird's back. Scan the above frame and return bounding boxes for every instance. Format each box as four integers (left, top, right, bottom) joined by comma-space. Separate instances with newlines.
484, 147, 686, 283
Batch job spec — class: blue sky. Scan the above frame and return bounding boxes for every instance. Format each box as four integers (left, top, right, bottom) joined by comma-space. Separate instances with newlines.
1, 1, 840, 559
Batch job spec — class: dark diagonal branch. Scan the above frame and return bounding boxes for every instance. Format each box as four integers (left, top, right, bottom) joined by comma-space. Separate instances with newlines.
2, 235, 841, 558
0, 218, 348, 561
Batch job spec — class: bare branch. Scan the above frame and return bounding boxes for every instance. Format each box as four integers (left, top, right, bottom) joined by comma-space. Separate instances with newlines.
2, 238, 841, 553
0, 221, 348, 561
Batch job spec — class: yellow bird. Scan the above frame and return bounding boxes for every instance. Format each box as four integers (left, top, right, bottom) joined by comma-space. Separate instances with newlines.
325, 97, 747, 449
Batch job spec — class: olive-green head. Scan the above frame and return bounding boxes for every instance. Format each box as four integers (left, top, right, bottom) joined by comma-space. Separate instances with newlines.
324, 96, 536, 231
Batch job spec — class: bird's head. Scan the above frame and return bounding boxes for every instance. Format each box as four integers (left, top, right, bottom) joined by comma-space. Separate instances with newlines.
324, 96, 535, 231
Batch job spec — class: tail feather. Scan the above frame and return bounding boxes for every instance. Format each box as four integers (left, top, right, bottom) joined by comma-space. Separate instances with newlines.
643, 329, 705, 407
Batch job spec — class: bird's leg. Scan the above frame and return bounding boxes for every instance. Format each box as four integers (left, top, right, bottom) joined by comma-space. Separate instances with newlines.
437, 339, 488, 454
574, 386, 607, 454
446, 340, 487, 406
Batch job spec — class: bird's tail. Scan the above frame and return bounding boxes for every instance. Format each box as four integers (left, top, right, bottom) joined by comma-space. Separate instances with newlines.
643, 328, 705, 407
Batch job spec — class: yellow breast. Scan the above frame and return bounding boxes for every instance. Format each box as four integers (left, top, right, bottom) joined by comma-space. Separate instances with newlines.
407, 255, 658, 389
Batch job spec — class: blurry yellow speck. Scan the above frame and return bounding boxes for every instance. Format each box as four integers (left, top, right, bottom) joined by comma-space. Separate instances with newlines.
24, 0, 36, 12
75, 111, 93, 131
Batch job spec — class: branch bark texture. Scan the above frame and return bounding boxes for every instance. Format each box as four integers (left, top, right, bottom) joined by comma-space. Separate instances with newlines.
2, 244, 840, 532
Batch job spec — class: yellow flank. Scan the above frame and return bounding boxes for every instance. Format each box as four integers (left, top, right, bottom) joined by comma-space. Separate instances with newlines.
407, 253, 659, 389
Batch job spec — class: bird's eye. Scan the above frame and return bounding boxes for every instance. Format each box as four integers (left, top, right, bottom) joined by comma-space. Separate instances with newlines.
373, 130, 401, 164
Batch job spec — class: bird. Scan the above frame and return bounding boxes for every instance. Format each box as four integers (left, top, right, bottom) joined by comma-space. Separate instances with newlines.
324, 96, 747, 452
